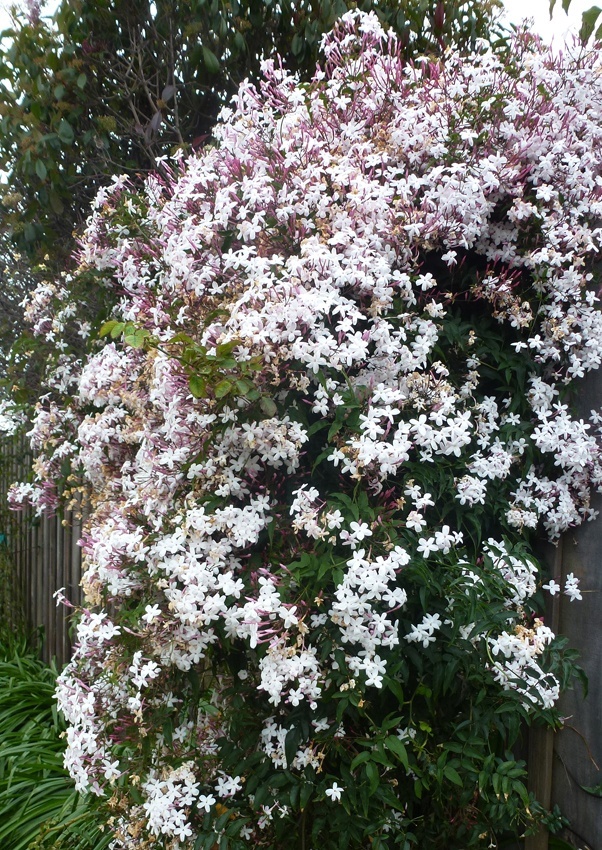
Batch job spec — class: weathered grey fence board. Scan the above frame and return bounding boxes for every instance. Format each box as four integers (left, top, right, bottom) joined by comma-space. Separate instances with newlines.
0, 433, 82, 666
544, 368, 602, 850
551, 506, 602, 850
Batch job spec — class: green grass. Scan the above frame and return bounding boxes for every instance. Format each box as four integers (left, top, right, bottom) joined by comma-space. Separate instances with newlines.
0, 631, 110, 850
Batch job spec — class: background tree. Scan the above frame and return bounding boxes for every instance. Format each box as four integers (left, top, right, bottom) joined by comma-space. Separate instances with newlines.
0, 235, 33, 360
0, 0, 503, 268
552, 0, 602, 41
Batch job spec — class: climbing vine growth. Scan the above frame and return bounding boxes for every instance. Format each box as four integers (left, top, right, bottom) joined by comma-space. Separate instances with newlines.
6, 12, 602, 849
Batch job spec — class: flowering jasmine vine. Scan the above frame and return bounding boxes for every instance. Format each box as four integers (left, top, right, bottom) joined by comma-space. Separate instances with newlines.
7, 10, 602, 849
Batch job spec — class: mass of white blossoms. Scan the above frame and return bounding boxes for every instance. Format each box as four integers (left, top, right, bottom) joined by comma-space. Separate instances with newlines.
7, 10, 601, 849
0, 398, 26, 436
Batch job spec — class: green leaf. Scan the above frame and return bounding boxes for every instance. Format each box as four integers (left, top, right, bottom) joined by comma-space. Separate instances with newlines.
49, 190, 64, 214
366, 761, 379, 796
514, 780, 530, 808
168, 332, 196, 345
369, 746, 394, 768
580, 5, 602, 40
35, 159, 47, 180
350, 751, 371, 771
260, 396, 277, 417
124, 328, 149, 348
300, 781, 313, 810
98, 320, 118, 337
384, 736, 409, 770
233, 30, 246, 53
235, 378, 253, 396
327, 419, 343, 440
202, 834, 217, 850
57, 118, 74, 144
444, 765, 463, 786
358, 780, 370, 817
77, 72, 87, 90
291, 32, 303, 55
215, 379, 233, 398
189, 375, 207, 398
202, 46, 220, 73
580, 783, 602, 797
216, 340, 238, 357
285, 726, 301, 769
109, 321, 125, 339
289, 783, 300, 808
385, 678, 404, 705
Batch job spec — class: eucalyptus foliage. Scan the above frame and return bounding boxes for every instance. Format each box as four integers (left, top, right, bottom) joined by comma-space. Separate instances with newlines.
7, 10, 602, 850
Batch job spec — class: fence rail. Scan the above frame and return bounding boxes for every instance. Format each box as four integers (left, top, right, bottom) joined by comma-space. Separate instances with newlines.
0, 432, 82, 667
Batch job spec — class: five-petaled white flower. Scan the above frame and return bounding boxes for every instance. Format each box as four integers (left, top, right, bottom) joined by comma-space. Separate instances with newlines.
325, 782, 343, 802
198, 794, 216, 812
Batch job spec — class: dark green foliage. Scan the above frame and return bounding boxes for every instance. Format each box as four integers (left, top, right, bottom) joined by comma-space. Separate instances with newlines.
550, 0, 602, 41
0, 0, 503, 266
0, 633, 109, 850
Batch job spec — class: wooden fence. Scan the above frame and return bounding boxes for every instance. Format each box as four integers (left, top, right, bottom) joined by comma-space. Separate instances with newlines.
547, 367, 602, 850
0, 431, 82, 667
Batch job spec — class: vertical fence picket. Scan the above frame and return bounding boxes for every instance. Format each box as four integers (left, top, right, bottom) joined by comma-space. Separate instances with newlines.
33, 516, 48, 657
69, 510, 83, 656
13, 439, 22, 635
26, 506, 34, 641
63, 509, 73, 660
55, 515, 64, 663
47, 515, 57, 660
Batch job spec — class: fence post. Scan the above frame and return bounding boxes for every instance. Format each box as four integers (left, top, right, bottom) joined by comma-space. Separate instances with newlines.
546, 366, 602, 850
525, 541, 562, 850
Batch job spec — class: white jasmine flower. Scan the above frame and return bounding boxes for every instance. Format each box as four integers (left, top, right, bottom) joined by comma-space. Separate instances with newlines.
198, 793, 216, 812
325, 782, 343, 801
564, 573, 582, 602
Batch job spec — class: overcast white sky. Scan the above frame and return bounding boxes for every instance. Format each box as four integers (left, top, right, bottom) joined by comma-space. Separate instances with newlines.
502, 0, 595, 42
0, 0, 596, 43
